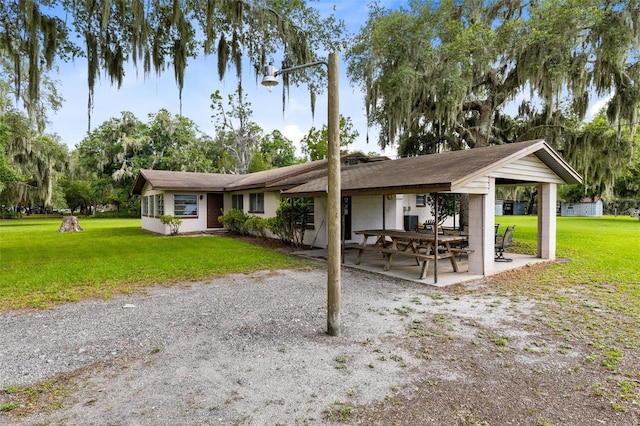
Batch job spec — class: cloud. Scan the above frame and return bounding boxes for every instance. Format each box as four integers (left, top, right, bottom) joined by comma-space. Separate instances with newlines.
587, 91, 614, 121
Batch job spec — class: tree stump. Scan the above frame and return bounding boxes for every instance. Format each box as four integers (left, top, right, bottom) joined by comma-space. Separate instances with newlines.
58, 216, 84, 232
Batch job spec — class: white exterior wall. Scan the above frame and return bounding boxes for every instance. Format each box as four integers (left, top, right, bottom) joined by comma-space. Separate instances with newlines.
140, 184, 168, 235
140, 187, 210, 235
538, 182, 557, 260
304, 197, 328, 248
304, 194, 408, 247
468, 178, 496, 276
167, 192, 209, 234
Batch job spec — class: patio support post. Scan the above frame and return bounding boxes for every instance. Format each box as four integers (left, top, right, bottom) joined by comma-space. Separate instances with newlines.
537, 182, 556, 260
468, 177, 496, 275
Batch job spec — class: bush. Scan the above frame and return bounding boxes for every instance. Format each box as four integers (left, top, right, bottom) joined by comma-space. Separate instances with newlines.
266, 200, 311, 248
160, 215, 183, 235
219, 208, 249, 235
245, 216, 268, 238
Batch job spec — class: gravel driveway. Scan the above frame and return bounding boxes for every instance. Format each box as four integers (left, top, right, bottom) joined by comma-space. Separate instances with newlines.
0, 267, 486, 424
2, 266, 636, 425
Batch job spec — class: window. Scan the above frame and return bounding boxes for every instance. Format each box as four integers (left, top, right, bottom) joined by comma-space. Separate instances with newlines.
249, 193, 264, 213
416, 194, 426, 207
155, 194, 164, 217
174, 194, 198, 217
149, 195, 155, 217
304, 197, 314, 227
232, 194, 244, 210
142, 196, 148, 217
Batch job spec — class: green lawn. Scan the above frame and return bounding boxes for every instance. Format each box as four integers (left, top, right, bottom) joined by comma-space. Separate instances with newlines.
496, 215, 640, 317
1, 215, 638, 313
501, 215, 639, 285
0, 217, 305, 311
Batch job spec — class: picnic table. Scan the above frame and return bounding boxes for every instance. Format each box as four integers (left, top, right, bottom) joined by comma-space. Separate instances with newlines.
347, 229, 465, 280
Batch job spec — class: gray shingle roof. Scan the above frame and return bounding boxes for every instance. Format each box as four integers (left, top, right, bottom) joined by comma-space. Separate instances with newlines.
282, 140, 582, 197
131, 140, 582, 197
131, 170, 243, 194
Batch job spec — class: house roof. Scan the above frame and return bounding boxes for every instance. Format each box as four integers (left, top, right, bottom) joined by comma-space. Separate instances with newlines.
131, 140, 581, 197
130, 159, 332, 195
131, 153, 391, 195
131, 169, 243, 194
282, 140, 582, 197
225, 159, 329, 191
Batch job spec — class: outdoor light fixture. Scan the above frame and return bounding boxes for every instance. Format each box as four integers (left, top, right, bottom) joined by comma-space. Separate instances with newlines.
261, 60, 328, 91
261, 63, 279, 91
261, 54, 342, 336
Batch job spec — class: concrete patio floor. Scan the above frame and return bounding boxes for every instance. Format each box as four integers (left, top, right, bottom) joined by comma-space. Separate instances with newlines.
293, 246, 548, 287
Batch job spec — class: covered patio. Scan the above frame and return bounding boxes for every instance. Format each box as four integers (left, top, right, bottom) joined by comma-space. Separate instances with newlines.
295, 247, 545, 287
284, 140, 582, 283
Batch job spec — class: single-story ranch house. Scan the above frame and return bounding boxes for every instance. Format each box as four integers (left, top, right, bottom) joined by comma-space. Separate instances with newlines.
131, 139, 582, 277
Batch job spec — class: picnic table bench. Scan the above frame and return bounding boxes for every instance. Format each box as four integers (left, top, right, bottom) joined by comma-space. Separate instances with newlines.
348, 229, 465, 280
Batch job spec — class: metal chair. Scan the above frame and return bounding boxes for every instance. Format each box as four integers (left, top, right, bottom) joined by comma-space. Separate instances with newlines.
495, 225, 515, 262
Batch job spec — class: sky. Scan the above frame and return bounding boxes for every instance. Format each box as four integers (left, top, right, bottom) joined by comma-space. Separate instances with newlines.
47, 0, 404, 158
46, 0, 609, 158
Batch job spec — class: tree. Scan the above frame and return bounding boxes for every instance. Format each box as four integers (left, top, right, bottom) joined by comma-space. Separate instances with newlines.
61, 178, 92, 215
0, 108, 67, 208
300, 115, 359, 161
75, 111, 147, 184
259, 130, 299, 168
1, 0, 344, 131
348, 0, 639, 154
0, 116, 21, 195
145, 109, 214, 172
210, 88, 262, 174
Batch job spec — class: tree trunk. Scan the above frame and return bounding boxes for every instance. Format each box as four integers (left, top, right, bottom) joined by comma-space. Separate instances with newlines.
475, 103, 493, 148
459, 193, 469, 231
58, 216, 84, 232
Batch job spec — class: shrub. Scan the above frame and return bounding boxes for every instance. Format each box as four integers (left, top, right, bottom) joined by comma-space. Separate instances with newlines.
160, 215, 183, 235
245, 216, 268, 238
218, 208, 249, 235
266, 199, 311, 248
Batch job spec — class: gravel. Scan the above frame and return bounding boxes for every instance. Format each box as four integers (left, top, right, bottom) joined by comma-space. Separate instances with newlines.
3, 266, 627, 425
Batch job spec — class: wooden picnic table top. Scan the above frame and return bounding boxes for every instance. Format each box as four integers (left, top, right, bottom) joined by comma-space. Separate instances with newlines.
350, 229, 464, 281
354, 229, 465, 243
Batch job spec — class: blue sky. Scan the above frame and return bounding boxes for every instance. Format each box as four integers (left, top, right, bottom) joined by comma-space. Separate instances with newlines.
48, 0, 405, 157
47, 0, 608, 157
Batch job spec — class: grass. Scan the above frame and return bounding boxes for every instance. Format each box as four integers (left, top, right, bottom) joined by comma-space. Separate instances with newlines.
488, 215, 640, 411
498, 215, 639, 304
0, 217, 306, 311
502, 215, 638, 282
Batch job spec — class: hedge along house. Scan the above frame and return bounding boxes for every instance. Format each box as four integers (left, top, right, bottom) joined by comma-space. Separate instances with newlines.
131, 139, 581, 278
281, 140, 582, 278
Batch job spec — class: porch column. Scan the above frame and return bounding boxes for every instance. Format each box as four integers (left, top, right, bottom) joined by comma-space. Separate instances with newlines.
468, 178, 496, 276
537, 182, 557, 260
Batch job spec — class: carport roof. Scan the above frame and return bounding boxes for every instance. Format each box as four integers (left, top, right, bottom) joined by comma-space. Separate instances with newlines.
282, 139, 582, 197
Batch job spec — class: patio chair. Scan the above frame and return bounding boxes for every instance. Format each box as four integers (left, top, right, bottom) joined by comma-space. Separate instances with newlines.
495, 225, 515, 262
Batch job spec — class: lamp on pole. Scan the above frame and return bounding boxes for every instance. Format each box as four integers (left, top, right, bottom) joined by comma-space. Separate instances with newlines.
262, 53, 341, 336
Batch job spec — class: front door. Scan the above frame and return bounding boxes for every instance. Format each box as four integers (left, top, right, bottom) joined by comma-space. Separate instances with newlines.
207, 193, 224, 228
342, 196, 352, 240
